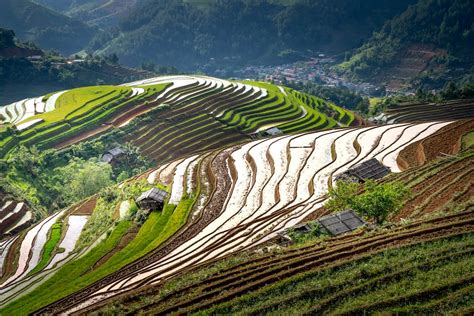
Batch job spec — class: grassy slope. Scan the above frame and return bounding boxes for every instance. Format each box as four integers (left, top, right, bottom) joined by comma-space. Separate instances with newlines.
227, 80, 351, 131
0, 194, 197, 315
200, 234, 473, 315
0, 83, 167, 158
95, 217, 474, 315
28, 223, 63, 275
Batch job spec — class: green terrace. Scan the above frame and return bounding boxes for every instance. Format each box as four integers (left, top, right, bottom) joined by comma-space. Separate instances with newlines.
0, 84, 168, 159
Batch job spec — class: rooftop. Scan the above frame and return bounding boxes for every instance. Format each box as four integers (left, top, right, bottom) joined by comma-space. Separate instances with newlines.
136, 188, 168, 203
336, 158, 391, 182
265, 127, 283, 136
318, 210, 366, 236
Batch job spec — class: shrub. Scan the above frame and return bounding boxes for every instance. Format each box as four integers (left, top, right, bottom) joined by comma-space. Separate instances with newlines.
326, 180, 410, 224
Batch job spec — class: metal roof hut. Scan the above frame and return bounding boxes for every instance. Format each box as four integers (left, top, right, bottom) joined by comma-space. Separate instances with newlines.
136, 188, 168, 211
265, 127, 283, 136
318, 210, 366, 236
335, 158, 391, 183
101, 147, 126, 164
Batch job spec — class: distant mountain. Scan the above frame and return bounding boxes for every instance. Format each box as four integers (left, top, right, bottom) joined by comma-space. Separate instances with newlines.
0, 27, 156, 104
0, 0, 95, 55
34, 0, 141, 27
94, 0, 415, 70
338, 0, 474, 91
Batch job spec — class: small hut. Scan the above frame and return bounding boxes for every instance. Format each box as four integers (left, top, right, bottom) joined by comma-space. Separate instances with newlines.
101, 147, 126, 165
335, 158, 391, 183
318, 210, 366, 236
135, 188, 168, 211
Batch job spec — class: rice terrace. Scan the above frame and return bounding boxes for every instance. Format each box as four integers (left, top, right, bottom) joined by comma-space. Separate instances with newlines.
0, 0, 473, 315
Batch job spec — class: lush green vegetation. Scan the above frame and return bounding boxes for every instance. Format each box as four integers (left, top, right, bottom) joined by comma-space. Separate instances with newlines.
0, 220, 132, 315
1, 136, 152, 214
0, 182, 198, 315
96, 0, 414, 70
326, 180, 411, 224
0, 82, 167, 159
220, 80, 351, 134
339, 0, 474, 82
0, 0, 94, 55
288, 81, 371, 115
462, 131, 474, 150
29, 223, 63, 275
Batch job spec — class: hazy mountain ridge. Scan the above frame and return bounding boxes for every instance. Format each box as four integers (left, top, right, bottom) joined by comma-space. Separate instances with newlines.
34, 0, 141, 27
0, 0, 95, 55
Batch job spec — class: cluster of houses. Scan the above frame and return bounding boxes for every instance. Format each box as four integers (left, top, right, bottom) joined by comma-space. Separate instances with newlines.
27, 55, 85, 68
230, 55, 381, 96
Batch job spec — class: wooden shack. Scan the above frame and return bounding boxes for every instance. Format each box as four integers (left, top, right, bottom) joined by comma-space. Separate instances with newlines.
135, 188, 168, 211
101, 147, 126, 165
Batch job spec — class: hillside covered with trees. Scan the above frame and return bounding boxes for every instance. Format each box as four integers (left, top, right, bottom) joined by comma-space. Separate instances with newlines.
338, 0, 474, 90
93, 0, 415, 70
0, 0, 95, 55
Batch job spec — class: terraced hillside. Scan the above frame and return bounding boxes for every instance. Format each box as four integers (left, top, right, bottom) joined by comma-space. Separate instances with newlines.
381, 98, 474, 123
72, 126, 474, 315
0, 121, 457, 315
0, 200, 31, 237
93, 210, 474, 315
0, 75, 356, 162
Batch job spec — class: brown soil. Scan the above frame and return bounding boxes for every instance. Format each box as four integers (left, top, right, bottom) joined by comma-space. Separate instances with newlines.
397, 120, 474, 170
455, 184, 474, 204
377, 43, 446, 92
420, 170, 474, 215
71, 198, 97, 216
53, 125, 111, 150
82, 210, 473, 315
302, 206, 331, 222
142, 213, 474, 315
394, 156, 473, 220
0, 234, 23, 282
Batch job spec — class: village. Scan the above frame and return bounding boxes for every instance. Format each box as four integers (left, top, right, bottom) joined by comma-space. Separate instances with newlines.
229, 55, 381, 96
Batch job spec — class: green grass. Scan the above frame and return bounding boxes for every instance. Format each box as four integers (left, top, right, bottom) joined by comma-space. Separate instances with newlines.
0, 84, 168, 159
28, 223, 63, 275
0, 220, 132, 315
221, 82, 352, 134
18, 86, 128, 126
462, 131, 474, 150
0, 193, 197, 315
194, 233, 474, 315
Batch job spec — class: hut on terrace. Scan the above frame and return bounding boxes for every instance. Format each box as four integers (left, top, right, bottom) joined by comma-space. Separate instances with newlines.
135, 188, 168, 211
101, 147, 126, 165
335, 158, 391, 183
318, 210, 366, 236
264, 127, 283, 136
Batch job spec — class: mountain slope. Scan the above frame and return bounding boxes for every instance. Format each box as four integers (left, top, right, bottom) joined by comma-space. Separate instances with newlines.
0, 0, 94, 55
0, 75, 358, 162
0, 120, 464, 314
34, 0, 141, 27
338, 0, 474, 91
96, 0, 415, 70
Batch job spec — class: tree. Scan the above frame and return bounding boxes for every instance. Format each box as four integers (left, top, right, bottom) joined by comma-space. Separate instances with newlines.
325, 180, 410, 224
55, 158, 113, 203
108, 53, 119, 64
352, 180, 410, 224
0, 28, 16, 49
325, 180, 359, 213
